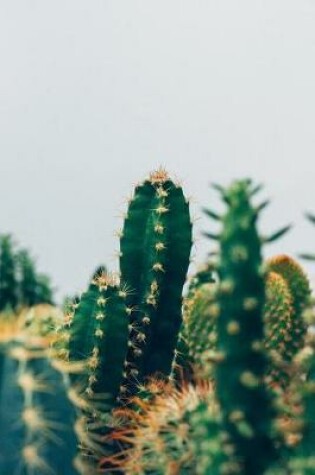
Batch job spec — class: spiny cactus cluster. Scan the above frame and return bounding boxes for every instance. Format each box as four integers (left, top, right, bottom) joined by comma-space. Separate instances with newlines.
2, 170, 315, 475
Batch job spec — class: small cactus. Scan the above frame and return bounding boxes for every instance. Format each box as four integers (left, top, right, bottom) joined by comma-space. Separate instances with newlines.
266, 255, 311, 358
263, 270, 295, 388
53, 268, 130, 470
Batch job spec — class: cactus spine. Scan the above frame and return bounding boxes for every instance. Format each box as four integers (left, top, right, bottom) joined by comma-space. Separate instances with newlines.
120, 169, 192, 387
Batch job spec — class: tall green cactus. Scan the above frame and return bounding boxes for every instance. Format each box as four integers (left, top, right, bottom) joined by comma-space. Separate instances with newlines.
205, 179, 280, 475
18, 249, 55, 307
120, 169, 192, 387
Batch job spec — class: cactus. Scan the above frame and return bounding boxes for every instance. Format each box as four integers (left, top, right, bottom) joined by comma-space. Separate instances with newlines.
53, 268, 130, 471
18, 249, 54, 307
266, 255, 311, 358
120, 168, 192, 388
285, 307, 315, 474
263, 270, 295, 388
101, 380, 231, 475
0, 305, 78, 474
205, 179, 280, 474
0, 234, 18, 312
178, 279, 218, 381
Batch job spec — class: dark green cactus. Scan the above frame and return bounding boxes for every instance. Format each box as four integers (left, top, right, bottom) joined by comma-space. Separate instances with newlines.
120, 169, 192, 387
18, 249, 54, 307
287, 307, 315, 474
0, 234, 18, 312
54, 268, 131, 470
205, 179, 279, 475
0, 307, 78, 475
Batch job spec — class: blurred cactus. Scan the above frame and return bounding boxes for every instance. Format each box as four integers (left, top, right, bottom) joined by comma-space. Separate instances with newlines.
177, 265, 218, 381
0, 234, 18, 311
18, 249, 54, 307
263, 270, 295, 388
286, 307, 315, 474
205, 179, 280, 474
0, 305, 78, 474
0, 235, 54, 312
102, 380, 230, 475
266, 255, 311, 359
120, 168, 192, 390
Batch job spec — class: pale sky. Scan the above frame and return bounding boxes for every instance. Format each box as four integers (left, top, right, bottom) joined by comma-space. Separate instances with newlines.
1, 1, 315, 299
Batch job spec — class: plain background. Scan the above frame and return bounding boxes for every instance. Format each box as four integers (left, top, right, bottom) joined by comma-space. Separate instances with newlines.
1, 0, 315, 299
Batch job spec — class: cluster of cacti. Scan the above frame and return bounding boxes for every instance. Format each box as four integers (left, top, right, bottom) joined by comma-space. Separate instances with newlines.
101, 380, 223, 474
3, 170, 315, 475
50, 169, 193, 472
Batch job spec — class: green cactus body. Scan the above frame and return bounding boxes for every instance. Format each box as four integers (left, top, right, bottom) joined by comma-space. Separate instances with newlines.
263, 271, 295, 388
56, 269, 130, 470
120, 169, 192, 386
67, 271, 129, 405
267, 255, 311, 357
179, 282, 218, 380
0, 307, 78, 475
207, 180, 276, 475
288, 329, 315, 474
0, 234, 18, 311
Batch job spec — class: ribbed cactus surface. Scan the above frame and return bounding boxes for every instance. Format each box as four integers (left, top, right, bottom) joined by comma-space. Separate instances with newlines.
120, 169, 192, 387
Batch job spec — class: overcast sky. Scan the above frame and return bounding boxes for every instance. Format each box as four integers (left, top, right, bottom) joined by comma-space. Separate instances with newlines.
1, 0, 315, 299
